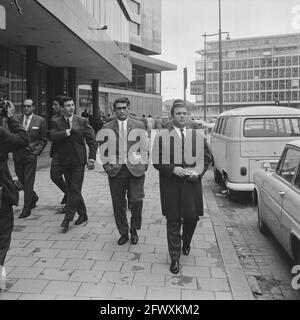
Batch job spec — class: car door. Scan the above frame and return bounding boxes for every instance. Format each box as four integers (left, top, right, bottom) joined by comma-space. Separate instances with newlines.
261, 147, 299, 237
280, 155, 300, 257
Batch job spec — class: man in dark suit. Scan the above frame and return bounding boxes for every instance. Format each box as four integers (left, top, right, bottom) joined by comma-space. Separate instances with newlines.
13, 99, 47, 219
99, 97, 148, 245
0, 100, 29, 282
49, 96, 68, 212
50, 96, 97, 232
153, 99, 212, 274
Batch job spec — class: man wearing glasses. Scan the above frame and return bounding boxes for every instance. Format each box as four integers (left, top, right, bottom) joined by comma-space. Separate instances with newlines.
13, 99, 47, 219
99, 97, 148, 246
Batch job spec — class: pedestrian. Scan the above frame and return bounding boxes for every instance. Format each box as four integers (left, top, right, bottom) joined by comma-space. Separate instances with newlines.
81, 109, 89, 118
49, 95, 68, 212
154, 115, 162, 131
146, 115, 154, 136
49, 96, 97, 233
13, 99, 48, 219
152, 99, 212, 274
99, 97, 148, 245
0, 100, 29, 289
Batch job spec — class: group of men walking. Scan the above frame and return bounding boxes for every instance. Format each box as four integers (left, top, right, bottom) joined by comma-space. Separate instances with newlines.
1, 96, 211, 276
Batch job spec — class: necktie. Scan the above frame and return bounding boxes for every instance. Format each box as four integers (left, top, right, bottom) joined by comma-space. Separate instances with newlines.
120, 121, 126, 138
180, 128, 185, 166
24, 116, 30, 131
66, 118, 71, 129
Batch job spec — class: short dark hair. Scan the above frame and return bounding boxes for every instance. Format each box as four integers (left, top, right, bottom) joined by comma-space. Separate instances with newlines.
53, 95, 65, 104
60, 96, 73, 107
113, 97, 130, 109
171, 99, 187, 116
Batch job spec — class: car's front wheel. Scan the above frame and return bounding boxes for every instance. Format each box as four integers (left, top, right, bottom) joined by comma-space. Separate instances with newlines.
258, 205, 269, 235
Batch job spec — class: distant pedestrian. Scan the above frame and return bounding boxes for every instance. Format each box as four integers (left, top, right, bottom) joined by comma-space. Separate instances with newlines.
154, 116, 162, 131
81, 109, 89, 118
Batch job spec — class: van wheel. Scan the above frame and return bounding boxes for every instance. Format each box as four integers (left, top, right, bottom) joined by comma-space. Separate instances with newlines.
258, 205, 269, 235
213, 168, 223, 183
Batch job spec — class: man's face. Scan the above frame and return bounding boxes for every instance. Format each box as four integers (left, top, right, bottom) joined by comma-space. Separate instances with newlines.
24, 100, 35, 116
172, 106, 188, 128
114, 102, 129, 121
62, 100, 75, 117
52, 100, 61, 115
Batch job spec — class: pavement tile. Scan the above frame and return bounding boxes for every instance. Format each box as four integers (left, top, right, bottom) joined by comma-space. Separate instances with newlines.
77, 241, 104, 251
111, 252, 141, 262
55, 296, 91, 300
92, 261, 123, 272
69, 270, 103, 283
181, 290, 215, 300
42, 281, 81, 296
51, 241, 80, 249
7, 248, 36, 257
121, 262, 152, 273
101, 271, 134, 285
8, 279, 49, 294
146, 286, 181, 300
38, 268, 73, 281
181, 265, 211, 278
151, 263, 181, 276
139, 253, 168, 264
110, 284, 147, 300
85, 251, 113, 261
18, 294, 56, 300
62, 259, 95, 270
215, 292, 233, 300
102, 242, 130, 252
9, 267, 44, 279
211, 267, 227, 279
76, 283, 114, 298
30, 248, 61, 258
10, 239, 31, 248
33, 258, 67, 268
11, 232, 30, 240
6, 256, 39, 267
165, 275, 197, 290
27, 240, 55, 249
57, 250, 87, 259
196, 277, 230, 292
0, 293, 21, 300
132, 272, 165, 287
25, 233, 52, 240
72, 233, 99, 242
128, 244, 156, 253
195, 256, 220, 267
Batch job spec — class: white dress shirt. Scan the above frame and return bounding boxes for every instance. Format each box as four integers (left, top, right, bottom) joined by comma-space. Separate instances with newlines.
173, 125, 187, 140
23, 113, 33, 131
117, 118, 128, 137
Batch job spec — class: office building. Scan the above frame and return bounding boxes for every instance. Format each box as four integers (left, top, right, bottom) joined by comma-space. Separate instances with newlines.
195, 33, 300, 116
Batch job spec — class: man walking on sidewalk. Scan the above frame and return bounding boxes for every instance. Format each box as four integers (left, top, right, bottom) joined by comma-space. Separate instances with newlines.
153, 99, 212, 274
13, 99, 47, 219
49, 95, 68, 212
99, 97, 148, 245
50, 96, 97, 233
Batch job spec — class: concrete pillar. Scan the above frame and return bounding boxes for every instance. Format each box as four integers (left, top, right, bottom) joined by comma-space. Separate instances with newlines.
26, 46, 38, 105
92, 79, 99, 119
68, 67, 77, 107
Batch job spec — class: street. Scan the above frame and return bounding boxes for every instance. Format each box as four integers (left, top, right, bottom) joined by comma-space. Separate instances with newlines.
207, 171, 300, 300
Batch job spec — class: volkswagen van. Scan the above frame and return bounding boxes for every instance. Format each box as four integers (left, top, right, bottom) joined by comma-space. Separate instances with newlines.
211, 106, 300, 195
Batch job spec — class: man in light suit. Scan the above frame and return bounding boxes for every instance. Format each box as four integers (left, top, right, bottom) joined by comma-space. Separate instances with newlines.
13, 99, 47, 219
99, 97, 148, 245
49, 96, 97, 232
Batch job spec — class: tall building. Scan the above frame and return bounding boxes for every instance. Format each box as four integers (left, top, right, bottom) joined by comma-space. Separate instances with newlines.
79, 0, 176, 117
0, 0, 175, 121
195, 33, 300, 117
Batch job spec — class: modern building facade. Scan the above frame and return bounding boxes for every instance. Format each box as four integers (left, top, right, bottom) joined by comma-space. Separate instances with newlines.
79, 0, 176, 117
195, 33, 300, 116
0, 0, 175, 121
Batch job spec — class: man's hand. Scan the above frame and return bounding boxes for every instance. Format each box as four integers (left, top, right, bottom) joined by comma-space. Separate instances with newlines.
173, 167, 187, 177
87, 159, 95, 170
187, 170, 200, 182
6, 101, 15, 118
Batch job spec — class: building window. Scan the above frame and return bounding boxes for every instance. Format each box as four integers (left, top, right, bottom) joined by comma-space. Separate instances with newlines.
230, 72, 235, 81
248, 70, 254, 79
260, 58, 266, 67
224, 83, 229, 92
273, 69, 278, 78
260, 81, 266, 90
286, 56, 292, 66
236, 71, 241, 80
279, 92, 285, 101
254, 81, 259, 90
224, 72, 230, 81
254, 70, 259, 79
273, 92, 279, 101
254, 59, 260, 68
242, 60, 247, 69
213, 83, 218, 92
279, 69, 285, 78
279, 80, 285, 89
207, 73, 213, 82
208, 83, 213, 92
279, 57, 285, 66
213, 61, 219, 70
236, 60, 242, 69
273, 58, 279, 67
236, 93, 241, 101
242, 82, 247, 91
260, 69, 266, 79
213, 94, 218, 103
236, 83, 241, 91
242, 71, 247, 80
292, 56, 299, 65
292, 91, 298, 100
267, 81, 272, 90
248, 92, 253, 102
224, 61, 230, 70
224, 93, 229, 102
266, 92, 272, 101
267, 69, 272, 78
230, 82, 235, 91
248, 82, 253, 90
242, 93, 247, 102
292, 67, 298, 77
286, 68, 291, 77
260, 92, 266, 101
254, 93, 259, 101
230, 93, 235, 102
213, 73, 218, 81
273, 80, 278, 90
267, 58, 273, 67
230, 61, 236, 69
248, 59, 254, 68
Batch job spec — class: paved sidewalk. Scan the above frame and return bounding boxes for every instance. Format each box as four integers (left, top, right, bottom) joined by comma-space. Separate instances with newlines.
0, 163, 254, 300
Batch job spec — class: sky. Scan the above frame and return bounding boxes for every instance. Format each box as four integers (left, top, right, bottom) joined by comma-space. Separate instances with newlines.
158, 0, 300, 102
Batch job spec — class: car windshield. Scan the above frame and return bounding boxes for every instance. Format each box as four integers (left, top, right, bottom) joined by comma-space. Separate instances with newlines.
244, 117, 300, 137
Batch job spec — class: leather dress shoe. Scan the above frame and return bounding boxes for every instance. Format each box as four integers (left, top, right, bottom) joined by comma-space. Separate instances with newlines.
117, 235, 129, 245
182, 246, 191, 256
31, 195, 39, 209
61, 219, 70, 233
18, 210, 31, 219
74, 215, 88, 225
170, 260, 180, 274
130, 230, 139, 245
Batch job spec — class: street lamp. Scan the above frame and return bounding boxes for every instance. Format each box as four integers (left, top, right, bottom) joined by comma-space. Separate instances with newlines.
200, 31, 230, 120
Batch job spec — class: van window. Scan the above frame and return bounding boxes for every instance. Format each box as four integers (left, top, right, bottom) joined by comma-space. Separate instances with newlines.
224, 117, 235, 137
243, 118, 300, 137
221, 118, 228, 135
216, 118, 223, 134
276, 147, 300, 183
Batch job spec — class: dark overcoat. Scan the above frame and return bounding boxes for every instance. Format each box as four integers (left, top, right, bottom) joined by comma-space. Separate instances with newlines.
152, 124, 211, 219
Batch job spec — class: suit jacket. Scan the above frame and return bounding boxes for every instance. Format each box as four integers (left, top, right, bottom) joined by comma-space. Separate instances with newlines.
98, 117, 148, 177
152, 124, 212, 218
0, 117, 29, 207
49, 114, 97, 166
13, 114, 47, 161
49, 114, 60, 158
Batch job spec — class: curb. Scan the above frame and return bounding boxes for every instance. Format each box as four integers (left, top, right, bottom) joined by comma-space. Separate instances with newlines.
203, 178, 254, 300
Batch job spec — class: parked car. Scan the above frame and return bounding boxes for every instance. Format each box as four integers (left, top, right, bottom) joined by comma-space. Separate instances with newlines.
211, 106, 300, 196
253, 140, 300, 264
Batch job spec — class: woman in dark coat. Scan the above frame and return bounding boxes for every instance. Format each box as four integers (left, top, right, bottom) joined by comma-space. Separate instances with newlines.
153, 100, 211, 274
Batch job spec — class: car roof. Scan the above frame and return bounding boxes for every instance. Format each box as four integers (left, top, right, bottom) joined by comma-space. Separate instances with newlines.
287, 140, 300, 148
219, 106, 300, 117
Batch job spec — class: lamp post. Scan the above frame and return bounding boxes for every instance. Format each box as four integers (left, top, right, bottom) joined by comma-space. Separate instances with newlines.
201, 31, 230, 119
